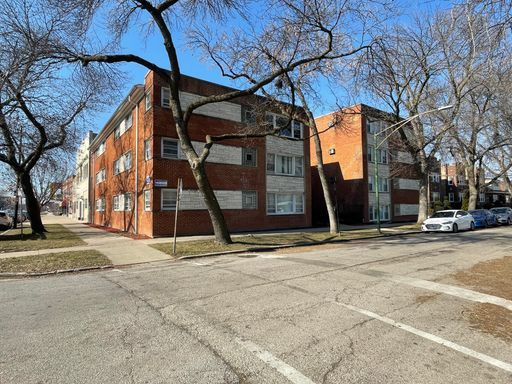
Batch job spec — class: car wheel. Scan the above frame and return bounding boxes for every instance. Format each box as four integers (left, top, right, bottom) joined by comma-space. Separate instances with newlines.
470, 221, 475, 231
452, 223, 458, 233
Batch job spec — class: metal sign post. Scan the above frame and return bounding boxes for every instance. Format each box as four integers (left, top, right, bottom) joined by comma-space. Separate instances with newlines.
172, 178, 183, 255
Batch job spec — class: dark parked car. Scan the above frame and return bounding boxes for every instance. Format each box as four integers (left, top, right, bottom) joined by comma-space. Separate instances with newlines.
489, 207, 512, 225
468, 209, 497, 228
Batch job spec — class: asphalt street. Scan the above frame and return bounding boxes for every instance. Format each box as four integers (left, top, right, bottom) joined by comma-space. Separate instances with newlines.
1, 226, 512, 383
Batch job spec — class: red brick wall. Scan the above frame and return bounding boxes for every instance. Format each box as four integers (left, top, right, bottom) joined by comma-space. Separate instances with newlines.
92, 71, 311, 237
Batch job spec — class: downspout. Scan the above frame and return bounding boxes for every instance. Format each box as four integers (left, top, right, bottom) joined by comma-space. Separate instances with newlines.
134, 102, 139, 234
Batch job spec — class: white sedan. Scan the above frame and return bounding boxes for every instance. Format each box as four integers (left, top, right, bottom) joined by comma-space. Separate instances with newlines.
421, 209, 475, 233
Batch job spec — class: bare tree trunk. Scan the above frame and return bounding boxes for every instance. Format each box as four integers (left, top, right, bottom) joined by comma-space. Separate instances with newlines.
191, 162, 232, 244
19, 172, 45, 234
417, 178, 429, 224
311, 122, 338, 233
466, 165, 478, 210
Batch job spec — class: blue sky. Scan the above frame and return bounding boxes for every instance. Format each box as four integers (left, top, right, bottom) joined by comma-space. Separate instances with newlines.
91, 0, 452, 134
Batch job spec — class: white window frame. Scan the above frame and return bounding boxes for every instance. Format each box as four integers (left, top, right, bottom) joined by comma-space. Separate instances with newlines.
113, 195, 121, 211
113, 152, 132, 175
161, 189, 177, 210
96, 198, 105, 212
123, 193, 132, 211
145, 91, 151, 111
266, 192, 304, 215
430, 173, 440, 183
458, 192, 463, 202
448, 176, 453, 186
161, 87, 171, 108
96, 142, 105, 157
144, 190, 151, 211
265, 112, 302, 139
449, 192, 454, 202
479, 193, 485, 203
144, 139, 151, 160
161, 138, 179, 159
266, 153, 303, 176
96, 169, 105, 184
369, 204, 390, 222
368, 175, 374, 192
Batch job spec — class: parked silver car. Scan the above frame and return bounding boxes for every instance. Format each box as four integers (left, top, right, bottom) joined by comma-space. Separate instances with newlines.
489, 207, 512, 225
0, 211, 13, 229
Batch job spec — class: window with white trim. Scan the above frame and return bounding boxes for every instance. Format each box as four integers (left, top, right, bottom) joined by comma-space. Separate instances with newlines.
368, 175, 374, 192
479, 193, 485, 203
113, 151, 132, 175
430, 173, 440, 182
114, 113, 133, 140
96, 169, 106, 184
243, 108, 256, 124
378, 149, 388, 164
367, 145, 373, 162
113, 195, 121, 211
267, 193, 304, 214
144, 190, 151, 211
124, 193, 132, 211
458, 192, 463, 202
145, 91, 151, 111
242, 191, 257, 209
161, 189, 177, 210
265, 113, 302, 139
144, 139, 151, 160
162, 138, 179, 159
161, 87, 170, 108
266, 154, 303, 176
379, 177, 389, 192
449, 192, 454, 202
96, 198, 105, 212
448, 176, 453, 186
96, 142, 105, 157
369, 205, 390, 221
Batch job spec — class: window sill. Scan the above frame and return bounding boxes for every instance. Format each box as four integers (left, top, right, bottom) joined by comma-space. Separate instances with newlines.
267, 212, 304, 216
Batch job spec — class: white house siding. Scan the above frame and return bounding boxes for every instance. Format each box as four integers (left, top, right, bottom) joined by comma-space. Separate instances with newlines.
180, 91, 242, 122
368, 193, 391, 206
395, 151, 414, 164
179, 190, 243, 210
395, 204, 419, 216
72, 131, 96, 222
190, 141, 242, 165
394, 178, 420, 190
265, 136, 305, 194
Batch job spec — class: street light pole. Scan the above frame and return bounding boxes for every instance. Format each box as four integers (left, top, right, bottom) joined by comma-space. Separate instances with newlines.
372, 105, 452, 234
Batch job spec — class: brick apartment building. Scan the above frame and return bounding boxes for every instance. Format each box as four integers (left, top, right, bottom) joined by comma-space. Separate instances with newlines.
312, 104, 420, 225
89, 71, 311, 237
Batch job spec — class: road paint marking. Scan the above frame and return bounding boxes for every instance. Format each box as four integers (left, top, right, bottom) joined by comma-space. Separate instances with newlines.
334, 301, 512, 374
235, 338, 316, 384
387, 274, 512, 310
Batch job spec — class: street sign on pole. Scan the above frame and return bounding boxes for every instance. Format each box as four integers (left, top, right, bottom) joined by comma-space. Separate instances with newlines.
172, 178, 183, 255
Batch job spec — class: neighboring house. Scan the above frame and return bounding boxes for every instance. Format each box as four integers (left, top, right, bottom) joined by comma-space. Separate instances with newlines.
312, 104, 421, 225
61, 175, 74, 216
89, 71, 311, 237
72, 131, 97, 222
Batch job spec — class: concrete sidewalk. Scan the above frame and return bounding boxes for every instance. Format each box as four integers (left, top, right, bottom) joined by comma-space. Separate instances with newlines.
1, 215, 172, 266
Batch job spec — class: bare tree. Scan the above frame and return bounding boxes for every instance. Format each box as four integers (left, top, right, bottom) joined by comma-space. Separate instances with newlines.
357, 17, 449, 224
53, 0, 386, 243
0, 0, 112, 234
434, 2, 512, 210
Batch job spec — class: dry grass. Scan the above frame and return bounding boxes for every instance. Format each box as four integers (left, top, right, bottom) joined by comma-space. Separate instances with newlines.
0, 224, 85, 253
0, 250, 111, 274
151, 228, 412, 257
448, 256, 512, 343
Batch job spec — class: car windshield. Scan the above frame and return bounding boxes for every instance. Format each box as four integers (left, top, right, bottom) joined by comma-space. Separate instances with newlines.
469, 210, 484, 217
431, 211, 455, 218
491, 208, 507, 214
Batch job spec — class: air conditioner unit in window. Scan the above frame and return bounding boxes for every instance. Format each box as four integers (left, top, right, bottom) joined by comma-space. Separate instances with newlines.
328, 147, 335, 155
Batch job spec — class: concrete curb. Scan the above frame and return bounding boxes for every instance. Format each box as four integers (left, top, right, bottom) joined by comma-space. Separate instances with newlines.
1, 230, 422, 277
0, 264, 113, 279
177, 230, 422, 260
